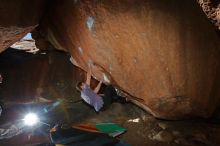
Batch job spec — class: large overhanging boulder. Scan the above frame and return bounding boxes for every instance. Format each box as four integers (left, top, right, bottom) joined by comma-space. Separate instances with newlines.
37, 0, 220, 119
1, 0, 220, 120
0, 0, 47, 53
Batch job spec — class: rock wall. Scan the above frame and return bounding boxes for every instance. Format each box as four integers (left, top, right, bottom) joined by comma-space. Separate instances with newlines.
0, 0, 47, 52
39, 0, 220, 119
0, 48, 84, 104
197, 0, 220, 29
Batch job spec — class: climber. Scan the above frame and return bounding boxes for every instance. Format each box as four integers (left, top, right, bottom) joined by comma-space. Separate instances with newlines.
76, 66, 128, 112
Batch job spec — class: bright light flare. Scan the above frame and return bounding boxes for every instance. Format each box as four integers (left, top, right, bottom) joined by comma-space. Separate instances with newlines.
23, 113, 39, 126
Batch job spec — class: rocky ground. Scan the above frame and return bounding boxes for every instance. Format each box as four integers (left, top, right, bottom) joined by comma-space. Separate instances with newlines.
62, 101, 220, 146
0, 42, 219, 146
0, 101, 220, 146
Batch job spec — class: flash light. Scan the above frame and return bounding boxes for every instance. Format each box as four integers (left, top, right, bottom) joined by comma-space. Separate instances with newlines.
23, 113, 39, 126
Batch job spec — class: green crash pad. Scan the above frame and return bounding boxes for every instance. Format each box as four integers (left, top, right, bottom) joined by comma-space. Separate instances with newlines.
95, 123, 127, 133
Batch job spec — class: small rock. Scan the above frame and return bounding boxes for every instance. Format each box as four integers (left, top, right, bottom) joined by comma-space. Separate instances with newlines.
174, 138, 189, 145
158, 122, 168, 130
148, 133, 154, 140
192, 133, 209, 144
152, 131, 173, 142
148, 129, 159, 140
127, 118, 140, 123
172, 130, 181, 137
142, 115, 154, 122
